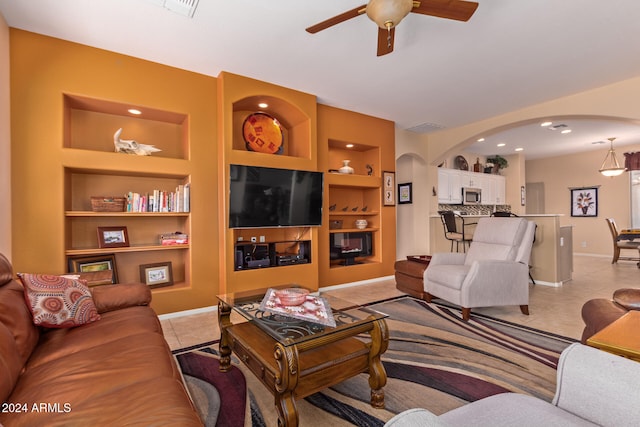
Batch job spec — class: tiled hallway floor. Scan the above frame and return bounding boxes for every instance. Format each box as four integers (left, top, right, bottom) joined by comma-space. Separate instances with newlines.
161, 255, 638, 350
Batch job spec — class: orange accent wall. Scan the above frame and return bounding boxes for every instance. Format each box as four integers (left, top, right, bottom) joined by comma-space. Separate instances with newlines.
9, 30, 396, 313
10, 29, 218, 314
318, 105, 397, 286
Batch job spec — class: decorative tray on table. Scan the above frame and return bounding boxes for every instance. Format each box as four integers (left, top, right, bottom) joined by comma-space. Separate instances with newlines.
259, 288, 336, 327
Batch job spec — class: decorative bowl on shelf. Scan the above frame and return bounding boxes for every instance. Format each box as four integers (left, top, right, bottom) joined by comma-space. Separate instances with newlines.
355, 219, 368, 229
275, 288, 310, 306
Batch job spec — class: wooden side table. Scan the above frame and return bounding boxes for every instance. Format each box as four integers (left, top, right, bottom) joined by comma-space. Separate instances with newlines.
586, 310, 640, 361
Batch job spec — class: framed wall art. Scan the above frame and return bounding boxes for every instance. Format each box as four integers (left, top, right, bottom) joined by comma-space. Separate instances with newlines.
571, 187, 598, 217
97, 226, 129, 248
398, 182, 413, 204
383, 171, 396, 206
67, 254, 118, 284
139, 262, 174, 288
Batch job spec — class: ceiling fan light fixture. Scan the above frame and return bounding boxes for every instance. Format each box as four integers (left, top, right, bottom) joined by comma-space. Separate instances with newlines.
599, 137, 626, 177
366, 0, 414, 29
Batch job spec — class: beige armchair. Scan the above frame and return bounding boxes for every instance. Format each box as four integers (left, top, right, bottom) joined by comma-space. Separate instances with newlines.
424, 217, 536, 320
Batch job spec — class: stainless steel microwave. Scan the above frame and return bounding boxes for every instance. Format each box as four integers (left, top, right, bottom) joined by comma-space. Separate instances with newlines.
462, 187, 481, 205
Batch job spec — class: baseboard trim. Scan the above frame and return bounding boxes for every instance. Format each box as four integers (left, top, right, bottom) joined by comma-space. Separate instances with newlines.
318, 275, 395, 292
158, 305, 217, 320
159, 275, 396, 320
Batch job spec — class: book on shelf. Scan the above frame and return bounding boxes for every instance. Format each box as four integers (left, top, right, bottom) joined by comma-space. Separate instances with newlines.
160, 232, 189, 245
125, 183, 190, 213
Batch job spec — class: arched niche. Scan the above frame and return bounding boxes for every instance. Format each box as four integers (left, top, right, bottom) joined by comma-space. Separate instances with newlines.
232, 95, 311, 159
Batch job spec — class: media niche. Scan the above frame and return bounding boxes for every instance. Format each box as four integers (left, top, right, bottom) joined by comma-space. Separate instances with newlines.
229, 164, 324, 228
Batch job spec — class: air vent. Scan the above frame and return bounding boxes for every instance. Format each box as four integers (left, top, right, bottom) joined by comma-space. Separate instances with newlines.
147, 0, 199, 18
406, 122, 446, 134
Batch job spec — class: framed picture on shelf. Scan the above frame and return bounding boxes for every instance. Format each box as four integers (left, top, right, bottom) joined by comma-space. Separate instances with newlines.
67, 254, 118, 284
570, 187, 598, 217
139, 262, 174, 288
97, 226, 129, 248
383, 171, 396, 206
398, 182, 412, 204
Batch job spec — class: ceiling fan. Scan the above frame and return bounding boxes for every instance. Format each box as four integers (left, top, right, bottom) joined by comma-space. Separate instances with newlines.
306, 0, 479, 56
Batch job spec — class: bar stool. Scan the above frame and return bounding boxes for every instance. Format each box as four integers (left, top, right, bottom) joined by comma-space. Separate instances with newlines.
438, 210, 474, 252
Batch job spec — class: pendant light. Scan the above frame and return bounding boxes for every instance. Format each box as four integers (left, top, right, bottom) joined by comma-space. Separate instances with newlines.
599, 137, 626, 177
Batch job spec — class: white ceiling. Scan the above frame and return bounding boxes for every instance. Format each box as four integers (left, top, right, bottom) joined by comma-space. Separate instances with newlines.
3, 0, 640, 159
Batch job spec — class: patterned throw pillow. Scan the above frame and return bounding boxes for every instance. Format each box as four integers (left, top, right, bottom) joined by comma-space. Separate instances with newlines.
18, 273, 101, 328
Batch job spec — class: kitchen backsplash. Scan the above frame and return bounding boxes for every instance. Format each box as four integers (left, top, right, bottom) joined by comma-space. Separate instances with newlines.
438, 204, 511, 215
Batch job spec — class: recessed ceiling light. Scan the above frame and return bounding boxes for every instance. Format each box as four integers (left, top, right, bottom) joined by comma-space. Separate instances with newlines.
515, 147, 524, 152
497, 143, 506, 147
561, 129, 572, 134
477, 138, 485, 142
258, 102, 268, 108
346, 144, 354, 148
540, 121, 552, 127
128, 109, 142, 115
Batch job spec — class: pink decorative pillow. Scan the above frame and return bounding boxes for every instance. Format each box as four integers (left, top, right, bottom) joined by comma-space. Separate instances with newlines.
17, 273, 101, 328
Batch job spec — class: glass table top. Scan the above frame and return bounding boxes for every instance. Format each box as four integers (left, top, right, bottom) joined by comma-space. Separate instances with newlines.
217, 286, 388, 346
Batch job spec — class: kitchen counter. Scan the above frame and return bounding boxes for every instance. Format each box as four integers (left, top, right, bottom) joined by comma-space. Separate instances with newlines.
429, 213, 564, 218
430, 214, 571, 286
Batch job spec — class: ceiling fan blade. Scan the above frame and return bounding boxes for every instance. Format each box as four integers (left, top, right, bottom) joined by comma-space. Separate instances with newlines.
412, 0, 479, 22
377, 27, 395, 57
306, 5, 367, 34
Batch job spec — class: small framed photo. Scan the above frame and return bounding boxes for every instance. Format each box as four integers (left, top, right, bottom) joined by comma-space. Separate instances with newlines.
398, 182, 412, 204
383, 171, 396, 206
571, 187, 598, 217
68, 254, 118, 284
139, 262, 173, 288
97, 226, 129, 248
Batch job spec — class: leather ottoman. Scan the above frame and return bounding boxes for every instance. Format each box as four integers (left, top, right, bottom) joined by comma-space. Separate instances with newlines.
394, 256, 431, 299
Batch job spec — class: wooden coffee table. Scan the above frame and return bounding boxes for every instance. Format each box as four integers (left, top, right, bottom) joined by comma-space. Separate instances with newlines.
586, 310, 640, 361
217, 287, 389, 427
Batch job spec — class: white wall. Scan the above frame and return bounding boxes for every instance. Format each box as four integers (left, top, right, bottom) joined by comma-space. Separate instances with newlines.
0, 14, 10, 260
395, 129, 429, 259
395, 76, 640, 256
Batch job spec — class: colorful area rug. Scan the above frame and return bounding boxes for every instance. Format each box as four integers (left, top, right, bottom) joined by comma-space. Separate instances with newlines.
173, 296, 576, 426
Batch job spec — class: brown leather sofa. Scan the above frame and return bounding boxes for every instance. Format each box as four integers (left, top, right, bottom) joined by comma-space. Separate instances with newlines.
580, 288, 640, 343
0, 253, 203, 426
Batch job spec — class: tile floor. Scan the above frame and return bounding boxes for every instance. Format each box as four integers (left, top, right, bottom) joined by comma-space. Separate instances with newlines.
161, 254, 638, 350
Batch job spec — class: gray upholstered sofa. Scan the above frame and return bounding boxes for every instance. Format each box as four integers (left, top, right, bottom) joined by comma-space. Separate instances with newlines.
385, 343, 640, 427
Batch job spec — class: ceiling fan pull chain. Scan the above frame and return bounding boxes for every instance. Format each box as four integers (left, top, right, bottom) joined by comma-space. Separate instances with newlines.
387, 23, 392, 48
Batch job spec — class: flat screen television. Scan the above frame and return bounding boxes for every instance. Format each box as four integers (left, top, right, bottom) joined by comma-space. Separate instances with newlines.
229, 164, 324, 228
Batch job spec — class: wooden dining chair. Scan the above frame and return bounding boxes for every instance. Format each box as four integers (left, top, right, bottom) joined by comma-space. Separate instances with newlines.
606, 218, 640, 264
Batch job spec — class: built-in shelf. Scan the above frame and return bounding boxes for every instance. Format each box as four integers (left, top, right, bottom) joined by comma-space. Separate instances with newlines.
329, 228, 378, 234
329, 211, 379, 216
63, 94, 191, 289
66, 211, 190, 217
65, 244, 189, 256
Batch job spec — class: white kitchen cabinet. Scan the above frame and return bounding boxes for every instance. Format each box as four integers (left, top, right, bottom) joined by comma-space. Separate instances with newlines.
437, 169, 462, 204
438, 169, 505, 205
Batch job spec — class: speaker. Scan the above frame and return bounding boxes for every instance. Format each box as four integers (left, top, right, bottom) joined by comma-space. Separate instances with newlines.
235, 250, 244, 270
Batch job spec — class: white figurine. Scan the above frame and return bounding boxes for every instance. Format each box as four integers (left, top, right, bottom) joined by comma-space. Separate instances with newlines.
113, 128, 161, 156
